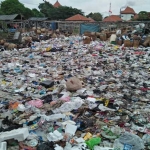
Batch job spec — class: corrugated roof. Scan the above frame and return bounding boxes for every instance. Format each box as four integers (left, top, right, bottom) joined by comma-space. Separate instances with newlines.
53, 0, 61, 8
66, 14, 90, 21
28, 17, 48, 21
0, 14, 21, 21
103, 15, 122, 22
121, 6, 136, 14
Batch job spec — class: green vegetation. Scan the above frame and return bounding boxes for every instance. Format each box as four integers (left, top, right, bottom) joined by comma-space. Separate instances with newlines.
0, 0, 85, 20
138, 11, 149, 21
38, 1, 84, 20
0, 0, 44, 18
86, 12, 102, 21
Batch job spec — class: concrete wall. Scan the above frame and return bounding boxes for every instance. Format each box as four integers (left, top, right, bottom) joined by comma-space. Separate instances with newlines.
121, 14, 134, 21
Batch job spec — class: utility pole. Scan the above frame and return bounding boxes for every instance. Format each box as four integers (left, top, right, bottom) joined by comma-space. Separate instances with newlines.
109, 3, 112, 16
21, 14, 22, 29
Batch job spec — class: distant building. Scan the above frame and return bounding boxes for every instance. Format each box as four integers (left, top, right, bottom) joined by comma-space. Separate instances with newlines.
53, 0, 61, 8
103, 15, 122, 22
120, 6, 136, 21
66, 14, 90, 22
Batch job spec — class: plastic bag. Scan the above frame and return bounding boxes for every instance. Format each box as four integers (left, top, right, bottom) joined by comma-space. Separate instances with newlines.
117, 132, 145, 150
86, 137, 101, 150
52, 98, 84, 113
42, 113, 66, 121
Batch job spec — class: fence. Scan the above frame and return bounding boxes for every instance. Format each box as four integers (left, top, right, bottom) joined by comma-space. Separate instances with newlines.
1, 20, 150, 34
57, 21, 150, 34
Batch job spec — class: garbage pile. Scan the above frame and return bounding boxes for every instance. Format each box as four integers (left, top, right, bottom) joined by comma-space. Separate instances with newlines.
0, 35, 150, 150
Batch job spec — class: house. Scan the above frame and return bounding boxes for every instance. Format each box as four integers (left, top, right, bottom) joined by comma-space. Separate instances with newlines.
120, 6, 136, 21
103, 15, 122, 22
53, 0, 61, 8
65, 14, 90, 22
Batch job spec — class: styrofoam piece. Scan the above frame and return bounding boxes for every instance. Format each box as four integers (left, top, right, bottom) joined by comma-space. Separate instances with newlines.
47, 130, 63, 142
0, 142, 6, 150
65, 124, 77, 136
0, 128, 29, 142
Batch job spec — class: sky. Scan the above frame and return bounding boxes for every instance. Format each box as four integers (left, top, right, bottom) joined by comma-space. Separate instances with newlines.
1, 0, 150, 17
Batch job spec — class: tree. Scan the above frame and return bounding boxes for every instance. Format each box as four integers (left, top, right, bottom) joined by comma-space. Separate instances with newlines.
0, 0, 84, 20
86, 12, 102, 21
0, 10, 4, 15
24, 8, 34, 19
0, 0, 42, 19
1, 0, 26, 15
86, 12, 93, 18
54, 6, 84, 20
138, 11, 148, 21
104, 16, 108, 19
38, 1, 84, 20
32, 8, 44, 17
38, 1, 54, 17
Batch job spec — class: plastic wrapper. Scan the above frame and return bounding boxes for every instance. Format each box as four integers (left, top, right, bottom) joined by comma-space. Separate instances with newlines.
41, 113, 66, 121
52, 98, 84, 113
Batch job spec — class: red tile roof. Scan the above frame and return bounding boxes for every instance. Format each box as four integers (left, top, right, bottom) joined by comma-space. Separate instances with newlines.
134, 14, 139, 20
103, 15, 122, 22
66, 14, 90, 21
88, 17, 95, 22
53, 0, 61, 8
121, 6, 136, 14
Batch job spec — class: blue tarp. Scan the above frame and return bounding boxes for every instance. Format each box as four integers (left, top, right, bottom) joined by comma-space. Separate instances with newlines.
80, 24, 100, 35
50, 22, 57, 30
8, 28, 16, 33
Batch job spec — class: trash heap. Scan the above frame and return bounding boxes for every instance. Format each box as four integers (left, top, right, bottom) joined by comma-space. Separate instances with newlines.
0, 35, 150, 150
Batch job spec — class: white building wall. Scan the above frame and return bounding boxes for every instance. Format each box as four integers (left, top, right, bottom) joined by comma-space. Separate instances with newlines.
121, 14, 134, 21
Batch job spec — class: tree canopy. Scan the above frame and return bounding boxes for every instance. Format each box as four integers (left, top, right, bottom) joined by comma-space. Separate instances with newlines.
32, 9, 44, 17
1, 0, 25, 15
0, 0, 84, 20
138, 11, 149, 20
86, 12, 102, 21
0, 0, 42, 19
132, 11, 150, 21
38, 2, 84, 20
